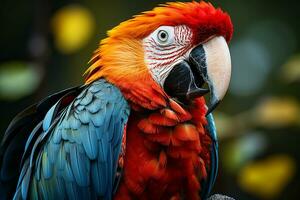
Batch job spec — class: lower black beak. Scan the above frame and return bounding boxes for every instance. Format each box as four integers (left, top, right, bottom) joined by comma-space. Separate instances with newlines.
189, 44, 221, 114
163, 36, 231, 114
163, 60, 209, 105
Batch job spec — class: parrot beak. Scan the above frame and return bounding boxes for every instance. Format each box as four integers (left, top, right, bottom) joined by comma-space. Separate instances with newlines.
163, 36, 231, 114
190, 36, 232, 114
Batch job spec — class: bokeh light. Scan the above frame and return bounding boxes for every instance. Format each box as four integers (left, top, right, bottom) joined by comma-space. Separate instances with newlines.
230, 38, 271, 96
51, 4, 95, 54
0, 62, 42, 100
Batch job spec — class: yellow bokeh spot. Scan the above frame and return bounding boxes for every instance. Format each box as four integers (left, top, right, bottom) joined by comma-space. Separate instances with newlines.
52, 4, 95, 54
238, 155, 296, 199
254, 97, 300, 128
281, 54, 300, 83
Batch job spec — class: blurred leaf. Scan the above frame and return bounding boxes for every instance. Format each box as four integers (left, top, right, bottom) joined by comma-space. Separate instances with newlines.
51, 4, 95, 54
281, 54, 300, 83
254, 97, 300, 128
214, 112, 233, 138
222, 132, 267, 173
238, 154, 296, 199
0, 62, 41, 100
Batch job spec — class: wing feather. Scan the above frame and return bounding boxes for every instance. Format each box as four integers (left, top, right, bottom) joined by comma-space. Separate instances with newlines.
1, 86, 84, 199
13, 79, 130, 200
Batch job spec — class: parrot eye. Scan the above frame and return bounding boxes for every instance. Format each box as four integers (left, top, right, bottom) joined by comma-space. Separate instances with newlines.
157, 30, 169, 43
147, 26, 174, 46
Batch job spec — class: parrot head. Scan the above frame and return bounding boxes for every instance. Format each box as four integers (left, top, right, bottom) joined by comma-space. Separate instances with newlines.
85, 1, 233, 113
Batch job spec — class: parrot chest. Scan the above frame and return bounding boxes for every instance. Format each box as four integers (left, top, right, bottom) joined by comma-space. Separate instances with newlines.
115, 100, 212, 200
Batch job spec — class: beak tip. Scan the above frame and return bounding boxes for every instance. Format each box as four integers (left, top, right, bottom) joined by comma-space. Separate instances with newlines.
206, 97, 220, 116
186, 88, 209, 100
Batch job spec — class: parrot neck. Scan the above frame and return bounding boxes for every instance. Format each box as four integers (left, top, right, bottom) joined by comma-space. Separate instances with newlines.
115, 77, 169, 111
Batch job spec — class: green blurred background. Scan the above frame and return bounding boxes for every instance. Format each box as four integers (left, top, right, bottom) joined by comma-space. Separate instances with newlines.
0, 0, 299, 199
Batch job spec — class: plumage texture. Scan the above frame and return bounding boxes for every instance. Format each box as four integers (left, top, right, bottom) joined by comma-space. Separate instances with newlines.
114, 97, 216, 200
9, 80, 129, 200
0, 86, 83, 199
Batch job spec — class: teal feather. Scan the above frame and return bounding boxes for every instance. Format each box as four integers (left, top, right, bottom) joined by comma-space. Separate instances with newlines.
81, 125, 98, 160
70, 144, 89, 187
35, 152, 42, 181
79, 91, 93, 106
201, 113, 219, 199
21, 168, 31, 199
42, 152, 52, 179
63, 158, 75, 182
14, 79, 130, 199
42, 102, 59, 131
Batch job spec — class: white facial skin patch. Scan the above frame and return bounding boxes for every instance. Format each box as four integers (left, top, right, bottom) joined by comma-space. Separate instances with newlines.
143, 25, 193, 86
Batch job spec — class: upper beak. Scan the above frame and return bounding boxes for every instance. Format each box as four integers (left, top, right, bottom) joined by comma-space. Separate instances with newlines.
163, 36, 231, 114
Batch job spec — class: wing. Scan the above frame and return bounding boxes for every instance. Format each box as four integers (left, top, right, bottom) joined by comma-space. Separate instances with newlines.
201, 113, 219, 199
0, 85, 84, 200
13, 79, 130, 200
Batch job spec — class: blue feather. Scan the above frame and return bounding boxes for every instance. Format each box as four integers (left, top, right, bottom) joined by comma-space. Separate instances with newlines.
24, 121, 43, 153
15, 79, 130, 199
42, 152, 52, 179
62, 159, 74, 182
79, 91, 93, 106
91, 162, 103, 195
78, 110, 90, 124
57, 146, 66, 171
105, 145, 113, 200
65, 182, 79, 200
70, 145, 89, 186
206, 113, 218, 141
80, 125, 98, 160
89, 84, 102, 93
112, 121, 122, 146
99, 161, 108, 195
201, 113, 219, 199
12, 187, 22, 200
52, 127, 62, 144
69, 115, 81, 129
76, 104, 85, 112
43, 102, 59, 131
91, 105, 106, 126
21, 168, 31, 199
77, 186, 92, 200
30, 179, 39, 199
86, 99, 102, 114
75, 89, 87, 102
98, 139, 108, 162
35, 152, 43, 181
47, 141, 60, 164
55, 177, 66, 199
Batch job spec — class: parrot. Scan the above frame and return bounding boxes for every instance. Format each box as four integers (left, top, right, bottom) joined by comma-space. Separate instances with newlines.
0, 1, 233, 200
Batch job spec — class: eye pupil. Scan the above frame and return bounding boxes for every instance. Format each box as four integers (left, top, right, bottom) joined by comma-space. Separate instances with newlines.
158, 30, 168, 43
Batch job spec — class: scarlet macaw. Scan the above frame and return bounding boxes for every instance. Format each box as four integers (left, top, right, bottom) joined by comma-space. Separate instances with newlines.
0, 1, 233, 200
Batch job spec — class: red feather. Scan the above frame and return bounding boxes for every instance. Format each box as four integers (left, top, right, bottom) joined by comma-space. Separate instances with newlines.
115, 97, 212, 200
